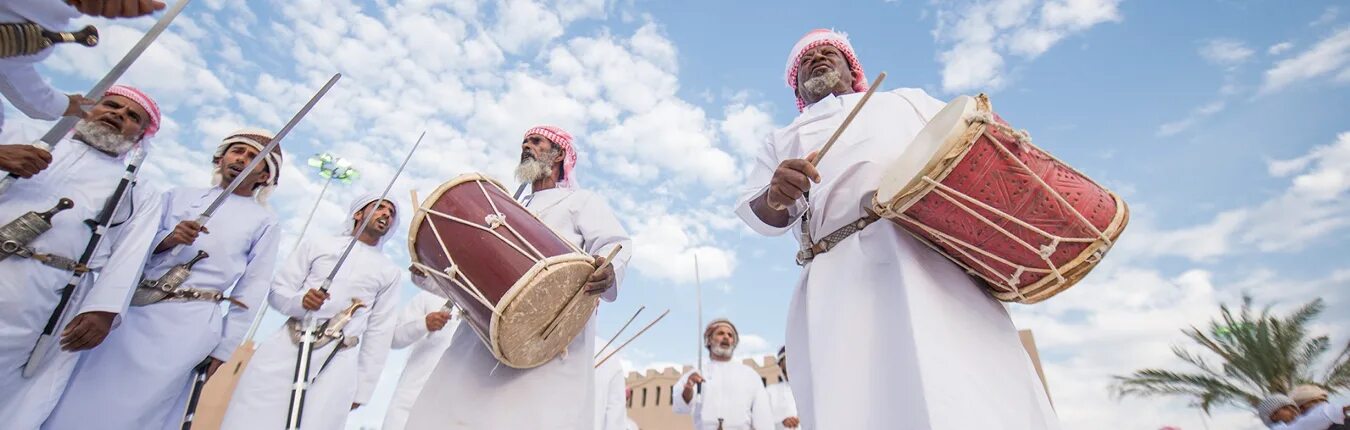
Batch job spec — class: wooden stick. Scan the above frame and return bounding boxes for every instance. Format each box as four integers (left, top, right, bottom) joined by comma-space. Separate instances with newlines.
595, 306, 645, 358
811, 72, 887, 166
594, 309, 670, 368
695, 254, 703, 375
541, 244, 624, 338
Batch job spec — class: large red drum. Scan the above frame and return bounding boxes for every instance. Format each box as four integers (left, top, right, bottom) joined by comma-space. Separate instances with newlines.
872, 94, 1129, 303
408, 173, 596, 368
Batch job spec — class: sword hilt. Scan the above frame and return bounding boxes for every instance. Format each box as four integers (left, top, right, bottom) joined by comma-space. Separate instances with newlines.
43, 25, 99, 47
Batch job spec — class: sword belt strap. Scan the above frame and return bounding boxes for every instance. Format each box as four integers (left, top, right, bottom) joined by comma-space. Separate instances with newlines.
285, 318, 360, 351
795, 212, 882, 266
130, 281, 250, 308
1, 240, 89, 273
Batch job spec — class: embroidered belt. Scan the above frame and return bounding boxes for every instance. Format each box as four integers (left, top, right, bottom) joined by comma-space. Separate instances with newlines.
129, 282, 248, 308
285, 318, 360, 350
0, 240, 88, 273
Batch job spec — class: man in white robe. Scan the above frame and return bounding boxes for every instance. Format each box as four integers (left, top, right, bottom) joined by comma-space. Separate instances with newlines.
595, 337, 628, 430
765, 347, 800, 430
381, 289, 459, 430
673, 319, 773, 430
0, 0, 164, 132
44, 129, 283, 430
0, 85, 163, 429
733, 28, 1059, 429
220, 194, 401, 430
406, 125, 632, 430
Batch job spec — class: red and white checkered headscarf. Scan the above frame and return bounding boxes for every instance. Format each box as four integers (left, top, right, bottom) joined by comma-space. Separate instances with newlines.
785, 29, 869, 112
103, 84, 161, 139
524, 125, 578, 188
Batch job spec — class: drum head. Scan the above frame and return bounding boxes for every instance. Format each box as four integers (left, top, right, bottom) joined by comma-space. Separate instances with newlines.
491, 255, 597, 368
875, 95, 977, 208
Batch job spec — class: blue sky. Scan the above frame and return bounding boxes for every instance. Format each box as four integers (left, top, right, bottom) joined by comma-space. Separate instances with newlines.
10, 0, 1350, 428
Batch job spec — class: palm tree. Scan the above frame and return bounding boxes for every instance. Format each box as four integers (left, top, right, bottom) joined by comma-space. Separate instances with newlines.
1112, 295, 1350, 414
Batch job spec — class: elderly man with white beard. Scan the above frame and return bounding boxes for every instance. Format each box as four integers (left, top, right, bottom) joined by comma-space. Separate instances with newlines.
405, 125, 632, 430
0, 85, 164, 429
674, 319, 773, 430
734, 28, 1059, 429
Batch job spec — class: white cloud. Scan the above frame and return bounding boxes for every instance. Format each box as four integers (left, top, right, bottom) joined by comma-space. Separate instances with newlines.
1311, 6, 1340, 27
1156, 101, 1225, 137
491, 0, 566, 54
1268, 41, 1295, 55
933, 0, 1122, 93
1260, 27, 1350, 94
1199, 38, 1254, 66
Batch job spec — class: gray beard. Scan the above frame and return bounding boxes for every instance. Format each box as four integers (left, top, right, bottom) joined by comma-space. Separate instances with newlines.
800, 69, 844, 104
514, 150, 559, 184
710, 344, 735, 359
74, 120, 135, 155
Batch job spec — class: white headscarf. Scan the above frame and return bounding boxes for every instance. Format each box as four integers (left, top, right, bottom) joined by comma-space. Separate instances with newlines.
343, 192, 401, 247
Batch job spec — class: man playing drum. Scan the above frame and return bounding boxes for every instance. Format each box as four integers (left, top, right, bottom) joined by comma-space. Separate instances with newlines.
220, 194, 401, 430
733, 29, 1059, 429
0, 85, 164, 428
406, 125, 632, 430
45, 129, 283, 430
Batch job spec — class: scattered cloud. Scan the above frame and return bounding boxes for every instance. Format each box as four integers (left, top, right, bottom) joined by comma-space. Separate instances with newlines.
1199, 38, 1254, 67
1260, 27, 1350, 94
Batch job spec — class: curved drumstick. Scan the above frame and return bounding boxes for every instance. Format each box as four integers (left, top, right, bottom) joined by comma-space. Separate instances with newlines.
595, 305, 645, 358
810, 72, 886, 166
540, 244, 624, 339
594, 309, 669, 368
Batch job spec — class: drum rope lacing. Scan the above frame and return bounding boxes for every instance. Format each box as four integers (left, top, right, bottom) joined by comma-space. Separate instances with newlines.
879, 108, 1117, 301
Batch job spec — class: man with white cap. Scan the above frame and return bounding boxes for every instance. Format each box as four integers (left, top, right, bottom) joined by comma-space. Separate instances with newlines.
381, 289, 460, 430
765, 347, 801, 430
220, 194, 401, 429
0, 0, 164, 133
1289, 385, 1348, 430
0, 84, 164, 428
673, 319, 773, 430
406, 125, 632, 429
44, 129, 284, 429
734, 28, 1059, 429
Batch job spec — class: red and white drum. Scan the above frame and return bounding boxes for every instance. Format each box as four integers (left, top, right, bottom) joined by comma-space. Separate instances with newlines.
872, 94, 1129, 303
408, 173, 596, 368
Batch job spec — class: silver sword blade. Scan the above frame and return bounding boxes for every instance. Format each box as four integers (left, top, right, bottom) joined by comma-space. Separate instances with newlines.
197, 73, 342, 223
39, 0, 194, 145
320, 131, 425, 287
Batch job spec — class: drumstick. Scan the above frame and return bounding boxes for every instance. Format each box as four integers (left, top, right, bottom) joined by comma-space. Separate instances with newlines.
594, 309, 669, 368
595, 305, 645, 358
540, 244, 624, 339
811, 72, 886, 166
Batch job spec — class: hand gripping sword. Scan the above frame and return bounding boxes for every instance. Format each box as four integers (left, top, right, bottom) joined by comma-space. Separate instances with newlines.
166, 73, 341, 257
285, 131, 424, 430
0, 0, 193, 196
23, 146, 149, 377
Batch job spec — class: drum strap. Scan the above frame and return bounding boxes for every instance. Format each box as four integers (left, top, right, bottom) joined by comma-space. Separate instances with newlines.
795, 212, 881, 266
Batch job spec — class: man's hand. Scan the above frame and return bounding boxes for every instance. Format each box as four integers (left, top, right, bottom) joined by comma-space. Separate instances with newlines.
350, 402, 361, 410
681, 372, 705, 403
584, 255, 616, 296
67, 0, 166, 18
0, 144, 53, 178
425, 310, 451, 332
766, 151, 820, 211
783, 417, 801, 428
204, 357, 225, 379
301, 288, 330, 311
64, 94, 93, 118
59, 311, 116, 351
154, 220, 208, 253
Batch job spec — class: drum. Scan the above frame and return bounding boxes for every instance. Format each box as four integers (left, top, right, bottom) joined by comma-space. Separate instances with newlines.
872, 94, 1128, 303
408, 173, 596, 368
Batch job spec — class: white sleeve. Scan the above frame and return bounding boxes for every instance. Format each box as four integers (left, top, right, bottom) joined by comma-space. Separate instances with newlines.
733, 133, 806, 237
353, 269, 402, 404
576, 192, 632, 302
749, 379, 774, 430
390, 292, 438, 349
212, 219, 280, 359
76, 182, 163, 316
1285, 402, 1346, 429
603, 369, 627, 430
0, 61, 67, 121
672, 370, 696, 415
268, 238, 315, 318
410, 272, 449, 299
891, 88, 949, 122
